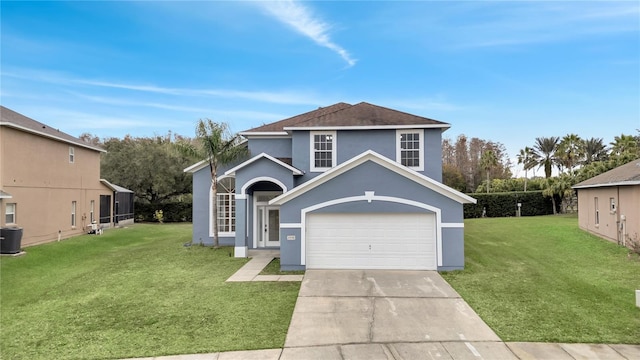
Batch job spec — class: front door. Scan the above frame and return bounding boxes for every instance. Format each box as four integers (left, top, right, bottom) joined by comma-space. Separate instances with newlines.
257, 205, 280, 247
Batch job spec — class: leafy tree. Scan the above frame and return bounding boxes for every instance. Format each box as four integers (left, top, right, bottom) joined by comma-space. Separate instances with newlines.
176, 119, 248, 248
442, 163, 466, 192
100, 133, 193, 206
582, 137, 608, 165
531, 136, 560, 178
480, 149, 498, 193
542, 174, 574, 215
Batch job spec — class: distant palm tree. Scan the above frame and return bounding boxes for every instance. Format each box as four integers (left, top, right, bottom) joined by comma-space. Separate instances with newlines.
582, 137, 608, 165
517, 146, 537, 191
480, 149, 498, 193
556, 134, 582, 175
610, 134, 639, 163
531, 136, 559, 178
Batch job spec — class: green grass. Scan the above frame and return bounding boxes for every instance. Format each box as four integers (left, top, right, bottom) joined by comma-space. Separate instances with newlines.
259, 258, 305, 275
0, 224, 301, 360
441, 215, 640, 344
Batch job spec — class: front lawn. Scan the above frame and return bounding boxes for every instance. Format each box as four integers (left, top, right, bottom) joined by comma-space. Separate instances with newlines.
0, 224, 300, 360
441, 215, 640, 344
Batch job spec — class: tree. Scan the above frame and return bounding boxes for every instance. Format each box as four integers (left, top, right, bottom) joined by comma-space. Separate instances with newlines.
556, 133, 583, 175
582, 137, 607, 165
610, 134, 639, 164
542, 174, 575, 215
531, 136, 560, 178
177, 119, 248, 248
517, 146, 537, 191
442, 163, 466, 192
101, 133, 194, 206
479, 149, 498, 193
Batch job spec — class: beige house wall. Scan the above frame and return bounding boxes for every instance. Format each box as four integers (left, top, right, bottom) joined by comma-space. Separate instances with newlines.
1, 126, 112, 246
577, 185, 640, 246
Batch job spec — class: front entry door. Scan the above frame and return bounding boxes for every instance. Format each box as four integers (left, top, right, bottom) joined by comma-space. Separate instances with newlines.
257, 206, 280, 247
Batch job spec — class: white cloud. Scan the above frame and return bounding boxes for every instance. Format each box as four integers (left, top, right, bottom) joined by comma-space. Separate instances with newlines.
259, 0, 356, 67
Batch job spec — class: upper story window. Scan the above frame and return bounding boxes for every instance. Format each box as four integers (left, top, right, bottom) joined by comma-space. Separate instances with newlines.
69, 147, 75, 163
5, 203, 16, 224
397, 129, 424, 171
310, 131, 336, 172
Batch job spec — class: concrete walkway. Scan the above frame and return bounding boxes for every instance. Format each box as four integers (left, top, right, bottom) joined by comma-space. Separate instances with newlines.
225, 250, 303, 283
124, 268, 640, 360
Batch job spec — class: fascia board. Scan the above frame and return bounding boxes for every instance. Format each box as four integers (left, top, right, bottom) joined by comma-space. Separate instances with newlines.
224, 152, 303, 176
283, 124, 450, 131
0, 122, 106, 153
573, 181, 640, 189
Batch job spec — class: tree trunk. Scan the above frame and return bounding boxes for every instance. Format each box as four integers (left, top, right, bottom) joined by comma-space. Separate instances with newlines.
486, 170, 490, 194
211, 168, 219, 248
524, 170, 528, 192
551, 196, 557, 215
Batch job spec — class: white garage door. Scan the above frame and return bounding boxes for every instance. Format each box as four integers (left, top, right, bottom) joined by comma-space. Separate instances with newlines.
306, 213, 436, 270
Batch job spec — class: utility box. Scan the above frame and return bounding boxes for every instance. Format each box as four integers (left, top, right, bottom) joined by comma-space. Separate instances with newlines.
0, 227, 23, 254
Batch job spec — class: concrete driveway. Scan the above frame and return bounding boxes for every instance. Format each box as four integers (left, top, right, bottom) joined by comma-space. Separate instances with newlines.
283, 269, 512, 359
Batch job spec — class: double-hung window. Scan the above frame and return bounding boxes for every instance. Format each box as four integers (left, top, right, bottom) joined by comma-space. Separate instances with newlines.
71, 201, 77, 227
397, 129, 424, 171
310, 131, 336, 172
69, 147, 75, 163
5, 203, 16, 224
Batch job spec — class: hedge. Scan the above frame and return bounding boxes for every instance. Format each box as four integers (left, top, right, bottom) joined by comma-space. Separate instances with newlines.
464, 191, 560, 218
134, 201, 192, 222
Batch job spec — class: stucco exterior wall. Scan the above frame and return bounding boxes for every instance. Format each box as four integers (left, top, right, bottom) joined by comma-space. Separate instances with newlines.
577, 185, 640, 245
278, 160, 464, 269
248, 138, 292, 158
0, 126, 112, 246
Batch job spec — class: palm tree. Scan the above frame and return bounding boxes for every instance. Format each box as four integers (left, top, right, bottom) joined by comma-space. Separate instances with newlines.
556, 133, 582, 175
531, 136, 559, 178
610, 134, 639, 164
480, 149, 498, 194
517, 146, 537, 191
582, 137, 607, 165
177, 119, 248, 248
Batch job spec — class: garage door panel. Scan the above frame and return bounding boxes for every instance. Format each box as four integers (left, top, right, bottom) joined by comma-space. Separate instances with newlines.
306, 213, 436, 270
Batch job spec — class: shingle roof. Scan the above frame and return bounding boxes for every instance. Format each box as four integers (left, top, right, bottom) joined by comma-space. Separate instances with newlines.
0, 106, 105, 152
573, 160, 640, 189
242, 102, 449, 133
101, 179, 134, 193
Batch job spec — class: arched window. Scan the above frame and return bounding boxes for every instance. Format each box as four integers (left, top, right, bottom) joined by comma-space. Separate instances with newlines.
214, 177, 235, 234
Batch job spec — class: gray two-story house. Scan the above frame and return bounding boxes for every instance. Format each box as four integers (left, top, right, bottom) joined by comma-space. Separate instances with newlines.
185, 102, 475, 271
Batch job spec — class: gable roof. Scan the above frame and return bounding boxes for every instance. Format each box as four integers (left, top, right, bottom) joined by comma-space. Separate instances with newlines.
0, 106, 105, 152
224, 153, 304, 176
241, 102, 450, 135
573, 160, 640, 189
270, 150, 476, 206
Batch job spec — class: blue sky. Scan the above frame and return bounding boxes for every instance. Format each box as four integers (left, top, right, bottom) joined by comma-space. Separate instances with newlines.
1, 1, 639, 176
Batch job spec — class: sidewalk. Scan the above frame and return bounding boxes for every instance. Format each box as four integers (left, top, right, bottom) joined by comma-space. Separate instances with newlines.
224, 250, 303, 283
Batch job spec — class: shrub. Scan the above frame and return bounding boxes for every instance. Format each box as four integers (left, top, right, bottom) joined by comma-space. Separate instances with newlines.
464, 191, 559, 218
135, 201, 192, 222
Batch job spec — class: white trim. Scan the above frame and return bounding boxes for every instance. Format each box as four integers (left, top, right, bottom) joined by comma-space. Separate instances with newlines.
270, 150, 476, 206
299, 192, 444, 267
284, 124, 450, 131
225, 152, 303, 176
234, 246, 248, 258
240, 177, 287, 196
396, 129, 424, 171
183, 159, 209, 173
573, 181, 640, 189
235, 194, 247, 200
0, 122, 106, 153
239, 131, 289, 137
280, 223, 302, 228
69, 146, 75, 163
310, 131, 337, 173
441, 223, 465, 228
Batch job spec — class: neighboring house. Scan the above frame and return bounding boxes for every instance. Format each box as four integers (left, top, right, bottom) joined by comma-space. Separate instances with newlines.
100, 179, 135, 226
573, 160, 640, 247
185, 102, 476, 271
0, 106, 114, 246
